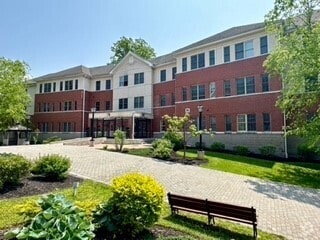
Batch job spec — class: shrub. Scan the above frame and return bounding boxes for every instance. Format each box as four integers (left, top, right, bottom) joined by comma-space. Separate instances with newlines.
195, 142, 206, 150
114, 129, 126, 152
93, 173, 165, 238
152, 139, 173, 160
233, 145, 250, 156
31, 154, 71, 180
211, 142, 225, 152
0, 154, 31, 190
297, 144, 319, 161
164, 131, 184, 151
14, 199, 41, 223
5, 194, 95, 240
259, 145, 277, 157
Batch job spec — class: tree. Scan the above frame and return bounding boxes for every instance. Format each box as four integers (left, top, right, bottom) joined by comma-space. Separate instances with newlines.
0, 58, 30, 132
264, 0, 320, 149
110, 37, 156, 64
163, 114, 210, 159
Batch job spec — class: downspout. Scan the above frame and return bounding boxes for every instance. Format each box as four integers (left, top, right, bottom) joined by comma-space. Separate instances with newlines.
132, 112, 135, 139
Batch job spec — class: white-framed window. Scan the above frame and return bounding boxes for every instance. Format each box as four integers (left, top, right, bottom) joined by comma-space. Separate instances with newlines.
134, 72, 144, 85
64, 80, 73, 91
63, 122, 72, 132
134, 96, 144, 108
191, 85, 205, 100
235, 40, 254, 60
237, 114, 256, 132
210, 116, 217, 132
236, 77, 255, 95
119, 75, 128, 87
119, 98, 128, 109
210, 82, 216, 98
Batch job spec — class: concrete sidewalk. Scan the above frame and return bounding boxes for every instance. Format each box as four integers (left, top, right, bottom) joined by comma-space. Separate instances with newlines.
1, 143, 319, 239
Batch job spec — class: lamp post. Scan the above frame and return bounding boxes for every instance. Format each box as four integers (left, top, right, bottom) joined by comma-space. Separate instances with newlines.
197, 105, 204, 159
90, 107, 96, 146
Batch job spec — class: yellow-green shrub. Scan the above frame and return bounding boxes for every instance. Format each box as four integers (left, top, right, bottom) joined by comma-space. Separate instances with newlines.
93, 173, 165, 238
14, 199, 41, 222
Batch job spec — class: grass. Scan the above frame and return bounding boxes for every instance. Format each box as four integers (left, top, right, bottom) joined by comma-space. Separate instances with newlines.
0, 179, 283, 239
177, 149, 320, 189
128, 148, 320, 189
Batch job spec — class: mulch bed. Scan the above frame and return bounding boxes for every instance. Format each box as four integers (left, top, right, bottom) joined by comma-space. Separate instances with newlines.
0, 176, 190, 240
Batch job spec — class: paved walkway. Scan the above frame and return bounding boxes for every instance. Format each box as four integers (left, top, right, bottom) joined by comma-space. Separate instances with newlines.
1, 143, 319, 240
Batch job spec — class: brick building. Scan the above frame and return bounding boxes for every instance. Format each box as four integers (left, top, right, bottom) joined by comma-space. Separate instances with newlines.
28, 21, 289, 157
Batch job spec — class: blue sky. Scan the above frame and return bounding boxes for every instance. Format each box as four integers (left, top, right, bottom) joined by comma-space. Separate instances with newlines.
0, 0, 274, 78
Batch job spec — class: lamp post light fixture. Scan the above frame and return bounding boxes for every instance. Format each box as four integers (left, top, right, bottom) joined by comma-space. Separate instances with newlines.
90, 107, 96, 144
197, 105, 204, 159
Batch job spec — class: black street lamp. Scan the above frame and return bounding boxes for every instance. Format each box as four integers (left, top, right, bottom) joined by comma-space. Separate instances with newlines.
90, 107, 96, 141
197, 105, 203, 151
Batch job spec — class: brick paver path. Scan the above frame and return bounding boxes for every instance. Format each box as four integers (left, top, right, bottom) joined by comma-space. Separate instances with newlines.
1, 143, 319, 239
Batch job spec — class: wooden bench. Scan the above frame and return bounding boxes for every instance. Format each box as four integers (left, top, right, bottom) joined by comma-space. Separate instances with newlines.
167, 193, 257, 239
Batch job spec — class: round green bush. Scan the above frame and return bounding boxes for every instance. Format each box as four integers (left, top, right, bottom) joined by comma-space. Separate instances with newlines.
164, 131, 184, 151
31, 154, 71, 180
93, 173, 165, 238
0, 153, 31, 190
152, 139, 173, 159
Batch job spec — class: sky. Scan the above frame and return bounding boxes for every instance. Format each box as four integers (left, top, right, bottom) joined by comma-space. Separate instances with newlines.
0, 0, 275, 78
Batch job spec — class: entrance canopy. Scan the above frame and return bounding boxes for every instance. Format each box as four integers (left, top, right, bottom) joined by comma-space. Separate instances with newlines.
89, 111, 153, 120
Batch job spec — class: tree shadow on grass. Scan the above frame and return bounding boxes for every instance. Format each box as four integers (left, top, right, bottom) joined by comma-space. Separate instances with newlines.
163, 214, 254, 240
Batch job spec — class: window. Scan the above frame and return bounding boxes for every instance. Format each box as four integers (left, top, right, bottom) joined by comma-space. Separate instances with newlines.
262, 74, 270, 92
198, 53, 205, 68
263, 113, 271, 131
210, 82, 216, 98
224, 80, 231, 96
59, 102, 62, 111
235, 43, 244, 60
60, 81, 63, 91
63, 122, 72, 132
53, 82, 56, 92
52, 103, 55, 111
191, 85, 205, 100
105, 79, 111, 90
119, 98, 128, 109
191, 55, 197, 70
236, 77, 255, 95
74, 101, 77, 110
182, 87, 187, 101
172, 67, 177, 79
235, 40, 254, 60
191, 53, 205, 70
134, 72, 144, 84
182, 57, 187, 72
43, 103, 50, 112
119, 75, 128, 86
245, 40, 254, 58
105, 101, 111, 110
160, 95, 166, 106
96, 81, 101, 91
260, 36, 268, 54
224, 46, 230, 63
237, 114, 256, 132
65, 80, 73, 91
160, 70, 166, 82
225, 115, 232, 132
209, 50, 215, 65
75, 79, 78, 90
134, 96, 144, 108
95, 101, 100, 111
160, 120, 167, 132
210, 116, 217, 132
64, 101, 72, 111
39, 84, 43, 93
42, 122, 49, 132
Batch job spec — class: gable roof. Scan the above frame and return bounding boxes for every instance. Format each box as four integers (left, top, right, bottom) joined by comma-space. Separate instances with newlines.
90, 64, 114, 77
150, 52, 175, 66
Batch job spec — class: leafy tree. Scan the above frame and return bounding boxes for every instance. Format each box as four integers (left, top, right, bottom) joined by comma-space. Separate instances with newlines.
264, 0, 320, 149
0, 58, 30, 132
110, 37, 156, 64
163, 114, 206, 159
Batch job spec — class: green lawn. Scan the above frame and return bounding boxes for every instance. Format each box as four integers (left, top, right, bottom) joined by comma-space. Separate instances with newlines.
177, 149, 320, 189
128, 148, 320, 189
0, 179, 283, 239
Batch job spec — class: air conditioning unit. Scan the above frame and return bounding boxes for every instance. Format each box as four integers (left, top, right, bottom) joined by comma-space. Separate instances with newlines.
185, 108, 190, 114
